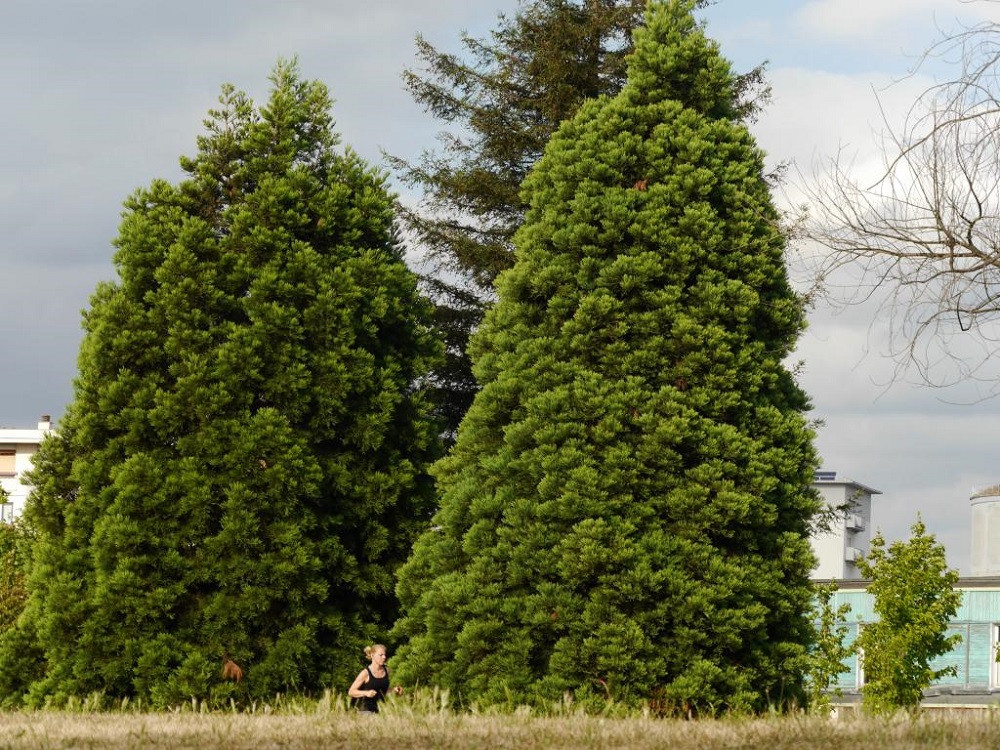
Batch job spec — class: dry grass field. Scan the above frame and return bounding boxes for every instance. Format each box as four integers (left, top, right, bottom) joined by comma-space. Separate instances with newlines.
1, 699, 1000, 750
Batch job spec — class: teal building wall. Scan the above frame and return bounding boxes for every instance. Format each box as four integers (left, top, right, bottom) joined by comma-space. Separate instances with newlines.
827, 580, 1000, 702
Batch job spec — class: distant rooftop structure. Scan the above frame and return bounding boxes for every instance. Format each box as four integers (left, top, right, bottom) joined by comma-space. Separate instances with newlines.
812, 470, 882, 498
972, 484, 1000, 500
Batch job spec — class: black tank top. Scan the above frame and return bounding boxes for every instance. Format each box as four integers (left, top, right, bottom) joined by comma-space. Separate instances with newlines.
358, 665, 390, 712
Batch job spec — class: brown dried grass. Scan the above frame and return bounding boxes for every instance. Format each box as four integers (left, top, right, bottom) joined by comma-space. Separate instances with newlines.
0, 699, 998, 750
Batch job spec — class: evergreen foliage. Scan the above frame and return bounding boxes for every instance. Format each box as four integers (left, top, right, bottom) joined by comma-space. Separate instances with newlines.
392, 0, 820, 714
391, 0, 768, 441
0, 60, 441, 708
804, 581, 853, 713
0, 504, 29, 637
856, 518, 962, 715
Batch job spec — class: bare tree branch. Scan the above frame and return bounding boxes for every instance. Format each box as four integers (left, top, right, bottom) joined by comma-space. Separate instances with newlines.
801, 5, 1000, 395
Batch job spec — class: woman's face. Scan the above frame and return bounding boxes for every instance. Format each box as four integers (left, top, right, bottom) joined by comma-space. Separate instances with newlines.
371, 648, 387, 666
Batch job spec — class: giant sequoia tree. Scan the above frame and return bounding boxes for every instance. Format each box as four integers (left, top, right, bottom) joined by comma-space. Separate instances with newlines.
0, 61, 441, 707
391, 0, 766, 440
393, 0, 820, 713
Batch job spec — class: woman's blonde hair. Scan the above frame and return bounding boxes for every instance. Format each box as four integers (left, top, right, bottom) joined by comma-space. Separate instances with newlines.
364, 644, 387, 660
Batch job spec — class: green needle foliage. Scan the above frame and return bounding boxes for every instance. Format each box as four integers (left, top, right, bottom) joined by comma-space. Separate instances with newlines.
0, 501, 28, 638
0, 60, 441, 708
856, 518, 962, 715
393, 0, 650, 445
391, 0, 768, 443
394, 0, 649, 292
393, 0, 820, 715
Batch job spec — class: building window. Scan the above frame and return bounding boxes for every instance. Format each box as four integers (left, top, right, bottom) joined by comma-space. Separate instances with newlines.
0, 502, 13, 523
0, 449, 14, 477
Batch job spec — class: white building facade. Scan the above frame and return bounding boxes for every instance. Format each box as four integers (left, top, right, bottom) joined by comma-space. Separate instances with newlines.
0, 415, 53, 522
810, 470, 880, 580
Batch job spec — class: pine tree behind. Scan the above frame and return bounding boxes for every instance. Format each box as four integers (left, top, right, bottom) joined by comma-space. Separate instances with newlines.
0, 60, 441, 707
393, 0, 819, 714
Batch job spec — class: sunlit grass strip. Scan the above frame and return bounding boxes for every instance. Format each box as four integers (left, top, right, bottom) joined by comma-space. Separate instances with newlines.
1, 697, 1000, 750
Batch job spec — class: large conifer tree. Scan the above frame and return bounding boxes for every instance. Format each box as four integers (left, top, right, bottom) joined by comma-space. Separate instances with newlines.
393, 0, 819, 713
391, 0, 766, 441
0, 61, 441, 707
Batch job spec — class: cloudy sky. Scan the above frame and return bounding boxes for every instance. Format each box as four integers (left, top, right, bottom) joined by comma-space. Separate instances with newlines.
2, 0, 998, 574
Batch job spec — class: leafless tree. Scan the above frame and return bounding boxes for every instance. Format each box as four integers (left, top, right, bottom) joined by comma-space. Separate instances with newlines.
802, 3, 1000, 395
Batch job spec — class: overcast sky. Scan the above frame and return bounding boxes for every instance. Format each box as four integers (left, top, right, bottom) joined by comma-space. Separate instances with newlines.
2, 0, 998, 574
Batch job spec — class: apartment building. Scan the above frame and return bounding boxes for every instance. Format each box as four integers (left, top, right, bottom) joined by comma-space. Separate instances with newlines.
0, 415, 53, 522
811, 470, 880, 580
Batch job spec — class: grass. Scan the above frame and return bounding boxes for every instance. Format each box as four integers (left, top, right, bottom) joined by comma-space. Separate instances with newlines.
1, 696, 1000, 750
